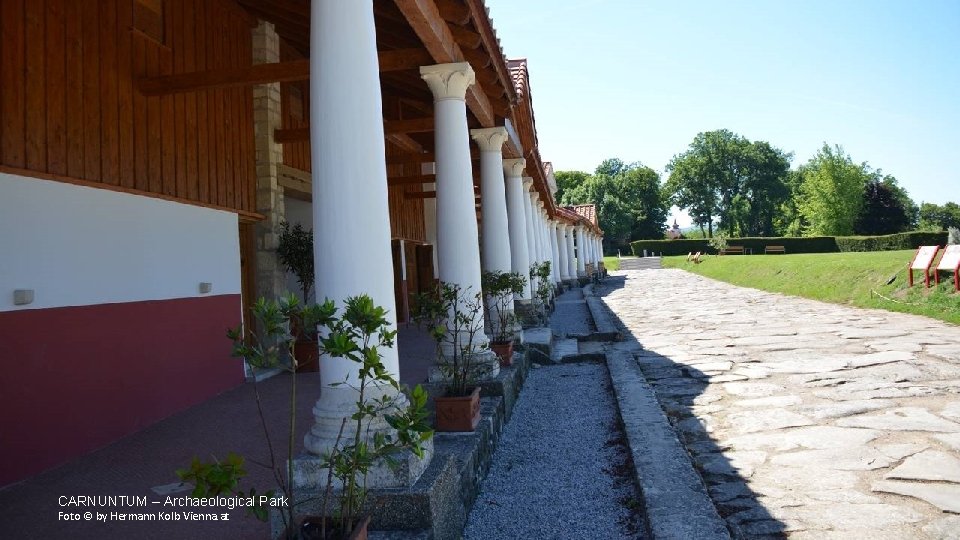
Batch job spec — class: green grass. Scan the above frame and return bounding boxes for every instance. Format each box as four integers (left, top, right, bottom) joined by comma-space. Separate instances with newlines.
604, 255, 632, 271
662, 250, 960, 325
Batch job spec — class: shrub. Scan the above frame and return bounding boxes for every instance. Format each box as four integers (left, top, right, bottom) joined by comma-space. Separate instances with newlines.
631, 231, 949, 256
835, 231, 948, 252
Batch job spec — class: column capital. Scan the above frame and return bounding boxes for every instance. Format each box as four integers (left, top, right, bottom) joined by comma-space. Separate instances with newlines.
522, 176, 534, 190
503, 158, 526, 177
470, 127, 509, 153
420, 62, 475, 102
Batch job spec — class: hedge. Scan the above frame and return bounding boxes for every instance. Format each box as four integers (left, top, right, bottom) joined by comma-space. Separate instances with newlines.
630, 231, 949, 257
835, 231, 948, 252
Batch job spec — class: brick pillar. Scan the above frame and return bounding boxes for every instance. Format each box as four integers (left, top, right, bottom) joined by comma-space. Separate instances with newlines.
252, 21, 286, 302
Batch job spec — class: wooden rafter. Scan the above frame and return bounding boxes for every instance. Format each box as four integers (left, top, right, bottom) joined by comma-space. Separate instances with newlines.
138, 49, 432, 96
392, 0, 495, 127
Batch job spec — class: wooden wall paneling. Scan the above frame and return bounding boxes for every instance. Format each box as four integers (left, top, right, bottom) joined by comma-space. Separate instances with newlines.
224, 15, 237, 209
64, 0, 85, 179
132, 34, 149, 191
194, 0, 209, 203
99, 0, 119, 185
231, 21, 242, 211
206, 0, 220, 208
81, 1, 101, 181
171, 0, 187, 198
146, 39, 163, 194
45, 0, 67, 176
160, 42, 176, 196
182, 1, 198, 201
24, 0, 46, 172
117, 0, 136, 189
212, 0, 226, 207
1, 0, 26, 168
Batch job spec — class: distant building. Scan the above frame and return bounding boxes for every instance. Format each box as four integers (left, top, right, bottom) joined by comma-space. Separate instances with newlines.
666, 219, 682, 239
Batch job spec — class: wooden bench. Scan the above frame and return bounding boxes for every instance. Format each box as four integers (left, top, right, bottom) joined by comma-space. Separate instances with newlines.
764, 245, 786, 254
720, 245, 745, 255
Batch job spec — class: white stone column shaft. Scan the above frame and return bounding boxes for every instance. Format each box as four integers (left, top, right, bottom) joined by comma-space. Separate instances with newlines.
521, 178, 538, 289
421, 62, 495, 373
472, 127, 511, 275
504, 159, 531, 300
549, 220, 561, 284
306, 0, 400, 455
565, 225, 577, 279
575, 225, 587, 276
556, 223, 570, 280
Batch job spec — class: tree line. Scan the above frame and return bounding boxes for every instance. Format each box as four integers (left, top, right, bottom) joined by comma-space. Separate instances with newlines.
557, 129, 959, 248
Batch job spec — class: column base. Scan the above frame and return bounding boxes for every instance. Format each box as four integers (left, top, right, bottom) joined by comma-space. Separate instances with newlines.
291, 438, 433, 491
304, 383, 405, 457
428, 348, 500, 383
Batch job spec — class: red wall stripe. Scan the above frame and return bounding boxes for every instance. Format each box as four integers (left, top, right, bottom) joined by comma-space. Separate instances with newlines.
0, 295, 244, 487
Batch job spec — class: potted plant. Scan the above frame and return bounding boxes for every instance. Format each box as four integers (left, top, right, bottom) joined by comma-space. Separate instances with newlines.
529, 261, 553, 326
277, 221, 319, 372
300, 295, 433, 540
481, 270, 527, 366
413, 282, 488, 432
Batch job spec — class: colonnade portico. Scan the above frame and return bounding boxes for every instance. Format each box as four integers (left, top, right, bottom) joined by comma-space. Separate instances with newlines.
504, 159, 532, 302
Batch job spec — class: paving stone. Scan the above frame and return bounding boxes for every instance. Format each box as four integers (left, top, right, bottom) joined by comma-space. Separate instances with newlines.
805, 489, 882, 504
836, 407, 960, 432
759, 357, 851, 374
875, 443, 929, 460
770, 447, 895, 470
923, 516, 960, 540
685, 361, 733, 372
750, 466, 860, 493
722, 382, 784, 397
815, 386, 940, 401
941, 401, 960, 422
872, 480, 960, 513
706, 374, 749, 383
846, 350, 916, 368
707, 481, 753, 503
725, 426, 881, 451
784, 503, 924, 530
884, 450, 960, 483
838, 328, 911, 339
798, 399, 895, 420
732, 395, 802, 408
730, 366, 771, 379
695, 450, 767, 479
725, 408, 813, 434
934, 433, 960, 452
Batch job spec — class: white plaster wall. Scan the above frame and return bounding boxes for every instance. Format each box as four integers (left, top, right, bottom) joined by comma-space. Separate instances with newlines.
282, 195, 315, 303
0, 173, 241, 311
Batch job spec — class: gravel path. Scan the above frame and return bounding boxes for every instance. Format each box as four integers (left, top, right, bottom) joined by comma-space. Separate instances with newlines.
463, 362, 644, 539
550, 288, 595, 337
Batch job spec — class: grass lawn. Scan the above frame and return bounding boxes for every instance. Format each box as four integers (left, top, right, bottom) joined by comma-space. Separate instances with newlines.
662, 250, 960, 326
603, 255, 632, 271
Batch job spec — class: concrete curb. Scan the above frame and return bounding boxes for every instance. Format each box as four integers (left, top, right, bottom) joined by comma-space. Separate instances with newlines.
606, 351, 730, 540
585, 296, 621, 341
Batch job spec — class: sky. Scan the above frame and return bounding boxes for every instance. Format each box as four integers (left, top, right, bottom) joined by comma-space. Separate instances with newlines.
485, 0, 960, 227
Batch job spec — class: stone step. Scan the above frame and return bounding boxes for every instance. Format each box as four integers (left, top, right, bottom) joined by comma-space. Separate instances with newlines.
618, 257, 662, 270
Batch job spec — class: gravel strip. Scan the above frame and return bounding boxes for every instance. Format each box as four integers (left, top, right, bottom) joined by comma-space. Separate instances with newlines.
463, 362, 645, 539
550, 289, 595, 337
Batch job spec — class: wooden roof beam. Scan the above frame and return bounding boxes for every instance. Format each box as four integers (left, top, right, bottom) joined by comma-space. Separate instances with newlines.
392, 0, 495, 127
436, 0, 472, 25
138, 49, 432, 96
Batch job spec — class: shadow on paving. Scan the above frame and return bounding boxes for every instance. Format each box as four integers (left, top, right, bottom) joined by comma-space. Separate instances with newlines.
595, 274, 787, 539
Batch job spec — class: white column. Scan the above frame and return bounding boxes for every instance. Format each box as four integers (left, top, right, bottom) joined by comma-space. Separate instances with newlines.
597, 236, 604, 262
575, 225, 587, 276
556, 223, 570, 281
521, 177, 538, 290
472, 127, 511, 275
305, 0, 401, 456
423, 179, 438, 275
549, 220, 562, 285
531, 192, 545, 274
504, 159, 531, 300
421, 62, 497, 376
565, 224, 577, 280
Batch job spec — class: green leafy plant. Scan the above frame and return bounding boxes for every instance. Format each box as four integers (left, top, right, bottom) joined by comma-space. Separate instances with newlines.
176, 453, 272, 521
313, 295, 433, 539
529, 261, 553, 325
708, 231, 729, 253
278, 222, 315, 302
481, 270, 527, 344
413, 282, 488, 397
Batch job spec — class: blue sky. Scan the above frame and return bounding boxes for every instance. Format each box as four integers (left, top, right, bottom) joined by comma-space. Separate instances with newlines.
485, 0, 959, 226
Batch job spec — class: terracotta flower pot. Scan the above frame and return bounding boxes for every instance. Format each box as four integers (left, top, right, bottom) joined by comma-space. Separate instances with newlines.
294, 339, 320, 373
300, 514, 370, 540
434, 387, 481, 432
490, 341, 513, 367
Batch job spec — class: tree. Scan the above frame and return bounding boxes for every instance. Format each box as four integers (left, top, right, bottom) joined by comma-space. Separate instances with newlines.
796, 144, 871, 236
919, 201, 960, 231
854, 180, 912, 235
553, 170, 590, 204
665, 130, 790, 237
560, 159, 668, 247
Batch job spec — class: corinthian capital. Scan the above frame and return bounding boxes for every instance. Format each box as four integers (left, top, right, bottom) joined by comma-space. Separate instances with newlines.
470, 127, 509, 153
419, 62, 475, 102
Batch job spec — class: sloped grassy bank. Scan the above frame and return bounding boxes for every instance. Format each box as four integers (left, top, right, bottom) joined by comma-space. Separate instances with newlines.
663, 250, 960, 325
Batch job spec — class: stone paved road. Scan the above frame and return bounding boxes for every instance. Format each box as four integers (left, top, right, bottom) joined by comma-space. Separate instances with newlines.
600, 269, 960, 539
